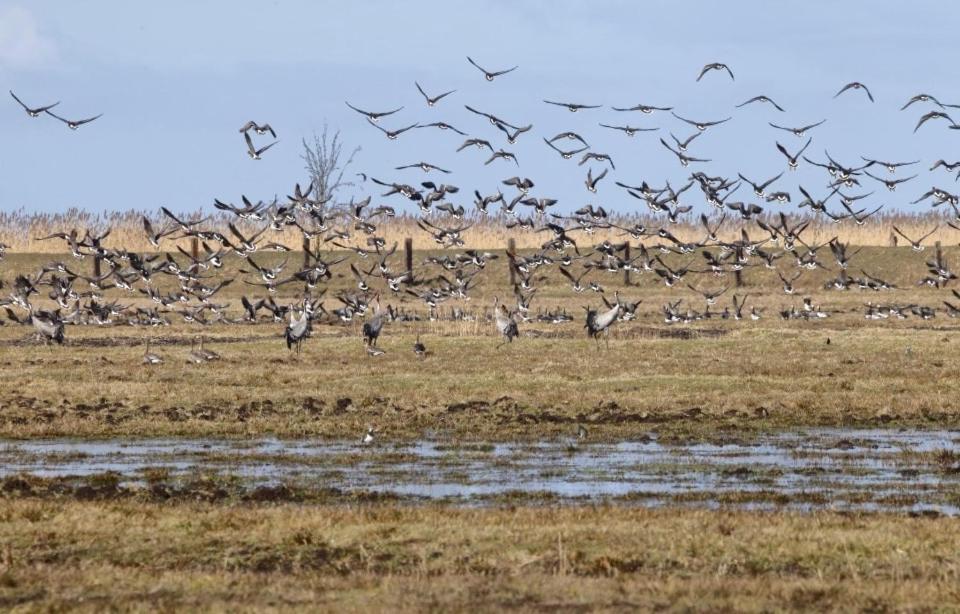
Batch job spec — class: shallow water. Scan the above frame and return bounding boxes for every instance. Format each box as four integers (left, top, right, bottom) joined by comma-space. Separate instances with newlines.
2, 429, 959, 514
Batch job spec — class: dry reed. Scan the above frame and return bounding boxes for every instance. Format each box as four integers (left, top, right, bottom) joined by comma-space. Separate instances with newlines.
1, 207, 956, 253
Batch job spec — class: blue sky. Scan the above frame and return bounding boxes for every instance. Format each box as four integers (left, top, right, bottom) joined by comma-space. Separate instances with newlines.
3, 1, 959, 215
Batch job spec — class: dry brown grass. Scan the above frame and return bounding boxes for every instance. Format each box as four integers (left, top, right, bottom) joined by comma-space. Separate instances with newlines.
1, 246, 960, 440
2, 207, 958, 252
1, 321, 958, 440
0, 500, 958, 611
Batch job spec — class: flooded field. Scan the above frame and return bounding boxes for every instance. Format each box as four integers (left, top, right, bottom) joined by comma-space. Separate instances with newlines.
3, 428, 959, 514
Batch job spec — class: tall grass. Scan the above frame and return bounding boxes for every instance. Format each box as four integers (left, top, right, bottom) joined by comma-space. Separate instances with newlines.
0, 206, 955, 253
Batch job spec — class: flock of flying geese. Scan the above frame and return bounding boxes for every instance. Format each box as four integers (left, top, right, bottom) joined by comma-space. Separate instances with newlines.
6, 59, 960, 364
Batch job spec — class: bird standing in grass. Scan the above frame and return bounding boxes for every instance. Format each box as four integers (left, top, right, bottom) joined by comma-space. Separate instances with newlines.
493, 297, 519, 348
142, 339, 163, 365
413, 333, 427, 359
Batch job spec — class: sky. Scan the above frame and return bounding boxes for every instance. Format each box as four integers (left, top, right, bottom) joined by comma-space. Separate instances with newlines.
3, 1, 960, 216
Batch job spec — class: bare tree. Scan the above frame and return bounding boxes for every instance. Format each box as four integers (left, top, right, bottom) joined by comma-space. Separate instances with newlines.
301, 123, 361, 217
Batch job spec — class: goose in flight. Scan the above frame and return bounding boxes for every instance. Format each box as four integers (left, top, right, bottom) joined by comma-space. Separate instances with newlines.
893, 225, 938, 251
863, 170, 917, 191
696, 62, 734, 81
9, 90, 59, 117
834, 81, 874, 102
579, 152, 615, 169
736, 95, 785, 112
417, 121, 467, 135
901, 93, 943, 110
543, 137, 588, 159
345, 101, 403, 122
669, 131, 702, 152
142, 216, 176, 248
660, 138, 710, 167
367, 119, 418, 140
671, 112, 731, 131
585, 167, 607, 193
244, 131, 278, 159
395, 161, 451, 173
913, 111, 953, 132
769, 119, 826, 137
467, 56, 517, 81
485, 149, 518, 166
415, 81, 455, 106
738, 172, 783, 198
860, 157, 919, 174
45, 110, 102, 130
238, 121, 276, 138
599, 123, 657, 136
611, 103, 672, 113
543, 100, 602, 112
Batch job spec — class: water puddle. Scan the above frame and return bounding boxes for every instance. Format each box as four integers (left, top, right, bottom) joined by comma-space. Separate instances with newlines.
1, 429, 958, 514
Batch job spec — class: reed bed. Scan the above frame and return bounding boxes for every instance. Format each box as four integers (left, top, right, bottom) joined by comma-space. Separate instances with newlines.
1, 207, 956, 253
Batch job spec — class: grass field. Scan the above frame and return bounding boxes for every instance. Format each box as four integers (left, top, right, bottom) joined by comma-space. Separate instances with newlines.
1, 247, 959, 440
3, 246, 960, 611
0, 501, 958, 611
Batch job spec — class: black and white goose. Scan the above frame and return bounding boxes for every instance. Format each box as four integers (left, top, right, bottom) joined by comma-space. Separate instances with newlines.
45, 109, 102, 130
893, 225, 937, 252
345, 101, 403, 123
415, 81, 455, 106
696, 62, 735, 81
543, 100, 601, 112
466, 56, 518, 81
244, 131, 278, 159
775, 138, 812, 171
599, 123, 658, 136
9, 90, 59, 117
671, 112, 731, 132
768, 119, 826, 137
735, 95, 785, 112
238, 120, 276, 138
834, 81, 874, 102
367, 119, 418, 140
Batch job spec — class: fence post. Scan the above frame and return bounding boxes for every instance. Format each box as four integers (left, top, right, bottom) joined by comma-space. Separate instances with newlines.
191, 237, 199, 261
404, 237, 414, 284
507, 238, 516, 286
735, 269, 744, 288
302, 236, 311, 268
623, 243, 631, 286
93, 255, 102, 278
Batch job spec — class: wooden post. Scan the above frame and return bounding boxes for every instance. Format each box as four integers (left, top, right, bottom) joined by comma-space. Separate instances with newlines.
735, 269, 744, 288
507, 238, 516, 286
191, 237, 199, 261
623, 243, 631, 286
302, 236, 311, 268
404, 237, 414, 284
93, 255, 101, 278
